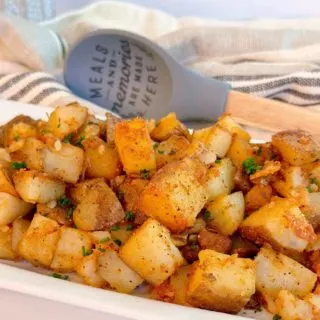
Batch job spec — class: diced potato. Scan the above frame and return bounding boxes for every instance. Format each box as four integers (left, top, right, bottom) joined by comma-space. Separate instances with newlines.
217, 114, 251, 141
227, 135, 254, 169
0, 192, 33, 226
51, 227, 92, 272
91, 231, 117, 251
4, 121, 37, 148
305, 294, 320, 318
301, 192, 320, 229
240, 197, 316, 252
12, 218, 30, 254
151, 112, 190, 142
0, 227, 15, 259
98, 249, 144, 293
0, 148, 11, 164
106, 113, 121, 143
13, 170, 66, 204
169, 265, 192, 306
186, 141, 217, 166
255, 247, 317, 299
245, 184, 273, 212
47, 103, 88, 139
187, 249, 256, 313
206, 158, 236, 201
193, 124, 232, 158
154, 135, 190, 168
36, 203, 72, 226
72, 179, 124, 231
120, 218, 184, 286
75, 252, 106, 288
249, 160, 281, 182
18, 214, 60, 267
0, 168, 19, 197
69, 178, 99, 203
137, 157, 208, 233
272, 130, 319, 166
275, 290, 313, 320
84, 137, 121, 180
206, 191, 245, 236
110, 226, 133, 246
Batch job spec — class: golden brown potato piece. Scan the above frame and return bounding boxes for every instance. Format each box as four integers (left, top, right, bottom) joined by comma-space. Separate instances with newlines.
301, 192, 320, 229
18, 214, 60, 267
36, 203, 73, 226
217, 114, 251, 141
42, 142, 84, 184
0, 226, 15, 260
84, 137, 121, 180
187, 249, 256, 313
0, 168, 19, 197
305, 294, 320, 319
272, 130, 319, 166
137, 157, 208, 233
249, 160, 281, 182
115, 118, 156, 176
227, 135, 254, 169
186, 140, 217, 166
105, 113, 121, 143
47, 103, 88, 139
154, 135, 190, 168
51, 227, 92, 272
240, 197, 316, 253
151, 112, 190, 142
169, 265, 192, 306
245, 184, 273, 212
120, 218, 184, 286
0, 192, 33, 226
72, 179, 124, 231
13, 170, 66, 204
11, 218, 30, 255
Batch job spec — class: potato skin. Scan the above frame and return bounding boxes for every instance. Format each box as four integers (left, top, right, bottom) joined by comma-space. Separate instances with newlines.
137, 157, 208, 233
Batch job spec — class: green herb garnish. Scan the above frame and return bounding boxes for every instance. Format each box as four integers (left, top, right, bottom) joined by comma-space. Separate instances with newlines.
52, 273, 69, 280
242, 157, 262, 175
307, 186, 312, 193
114, 239, 122, 246
190, 243, 199, 251
66, 207, 74, 220
125, 211, 135, 222
81, 246, 92, 257
63, 133, 74, 143
75, 135, 85, 147
140, 169, 150, 180
11, 162, 27, 170
126, 224, 134, 231
14, 134, 20, 141
110, 225, 120, 231
273, 315, 282, 320
203, 210, 211, 221
57, 118, 61, 128
100, 237, 110, 243
215, 159, 221, 164
58, 195, 72, 208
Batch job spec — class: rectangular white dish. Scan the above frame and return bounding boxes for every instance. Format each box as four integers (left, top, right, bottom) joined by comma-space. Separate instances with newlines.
0, 99, 269, 320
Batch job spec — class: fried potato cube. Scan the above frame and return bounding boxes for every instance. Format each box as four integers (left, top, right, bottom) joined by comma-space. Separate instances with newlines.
206, 192, 245, 236
206, 158, 236, 201
240, 197, 316, 252
36, 203, 72, 226
42, 143, 84, 184
0, 192, 33, 226
186, 140, 217, 166
255, 247, 317, 299
227, 135, 254, 169
72, 179, 124, 231
193, 124, 232, 158
272, 130, 319, 166
75, 252, 106, 288
51, 227, 92, 272
154, 135, 190, 168
4, 121, 37, 148
137, 157, 208, 233
187, 250, 256, 313
98, 249, 144, 293
18, 214, 60, 267
150, 112, 190, 142
217, 114, 251, 141
13, 170, 66, 204
275, 290, 313, 320
11, 218, 30, 254
90, 230, 117, 251
47, 103, 88, 139
0, 148, 11, 168
120, 219, 184, 286
305, 294, 320, 318
302, 192, 320, 229
0, 227, 15, 259
115, 118, 156, 176
169, 265, 192, 306
0, 168, 19, 197
245, 184, 273, 212
84, 137, 121, 180
106, 113, 121, 143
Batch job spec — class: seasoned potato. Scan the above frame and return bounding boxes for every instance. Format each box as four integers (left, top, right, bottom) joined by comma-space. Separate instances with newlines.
137, 157, 208, 233
0, 192, 33, 226
169, 265, 192, 306
206, 191, 245, 236
305, 294, 320, 318
51, 227, 92, 272
36, 203, 73, 226
120, 218, 184, 286
0, 227, 15, 259
91, 231, 117, 251
0, 168, 19, 197
98, 249, 144, 293
151, 112, 190, 142
240, 197, 316, 252
275, 290, 313, 320
13, 170, 66, 204
272, 130, 319, 166
84, 137, 121, 180
105, 113, 121, 143
302, 192, 320, 229
245, 184, 273, 212
187, 249, 256, 313
227, 135, 254, 169
72, 179, 124, 231
11, 218, 30, 254
4, 121, 37, 149
115, 118, 156, 176
255, 247, 317, 300
0, 148, 11, 168
47, 103, 88, 139
18, 214, 60, 267
217, 114, 251, 141
206, 158, 236, 201
193, 124, 232, 158
186, 140, 217, 166
154, 135, 190, 168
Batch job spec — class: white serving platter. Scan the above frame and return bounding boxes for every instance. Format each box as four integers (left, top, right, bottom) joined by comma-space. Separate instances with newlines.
0, 99, 270, 320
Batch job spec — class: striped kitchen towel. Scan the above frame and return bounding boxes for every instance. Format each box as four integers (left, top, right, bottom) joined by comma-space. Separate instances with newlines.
2, 1, 320, 112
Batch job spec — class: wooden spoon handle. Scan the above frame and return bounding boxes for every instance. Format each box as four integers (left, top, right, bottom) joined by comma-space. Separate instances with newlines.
225, 90, 320, 137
